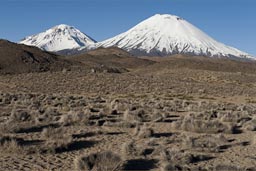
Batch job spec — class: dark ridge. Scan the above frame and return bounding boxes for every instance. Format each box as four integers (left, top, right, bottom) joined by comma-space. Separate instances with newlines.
0, 39, 74, 74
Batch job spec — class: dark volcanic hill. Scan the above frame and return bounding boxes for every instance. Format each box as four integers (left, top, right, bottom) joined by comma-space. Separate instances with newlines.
0, 39, 72, 74
69, 47, 155, 72
140, 54, 256, 74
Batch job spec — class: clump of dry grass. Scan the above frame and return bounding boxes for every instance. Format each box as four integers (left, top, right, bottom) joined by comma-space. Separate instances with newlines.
242, 116, 256, 131
172, 113, 235, 134
1, 139, 24, 154
123, 108, 146, 123
74, 151, 122, 171
0, 107, 36, 134
160, 148, 194, 165
121, 141, 137, 159
109, 99, 120, 111
0, 134, 24, 154
33, 106, 62, 125
218, 111, 250, 125
211, 164, 244, 171
145, 138, 159, 146
160, 161, 182, 171
133, 124, 154, 138
106, 98, 128, 115
121, 140, 145, 159
182, 134, 228, 152
158, 147, 213, 171
59, 110, 90, 126
41, 126, 73, 153
150, 109, 165, 122
0, 123, 21, 134
9, 109, 31, 122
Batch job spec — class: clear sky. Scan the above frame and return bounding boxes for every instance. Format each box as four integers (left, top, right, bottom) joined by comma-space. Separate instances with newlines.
0, 0, 255, 55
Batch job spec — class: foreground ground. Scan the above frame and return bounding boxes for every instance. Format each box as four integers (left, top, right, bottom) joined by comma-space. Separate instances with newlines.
0, 55, 256, 170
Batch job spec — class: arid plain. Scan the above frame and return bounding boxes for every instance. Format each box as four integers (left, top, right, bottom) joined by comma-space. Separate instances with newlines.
0, 42, 256, 170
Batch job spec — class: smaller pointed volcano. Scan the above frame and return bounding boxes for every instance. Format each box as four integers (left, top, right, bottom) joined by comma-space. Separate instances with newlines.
20, 24, 96, 52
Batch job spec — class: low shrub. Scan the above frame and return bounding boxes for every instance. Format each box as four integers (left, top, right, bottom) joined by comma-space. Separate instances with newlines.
172, 113, 236, 134
41, 127, 73, 153
74, 151, 122, 171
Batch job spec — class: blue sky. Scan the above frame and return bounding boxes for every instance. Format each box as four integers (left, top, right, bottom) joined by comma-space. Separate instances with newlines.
0, 0, 255, 55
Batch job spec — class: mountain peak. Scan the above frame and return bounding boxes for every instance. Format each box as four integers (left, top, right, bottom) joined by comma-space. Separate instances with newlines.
153, 14, 183, 19
20, 24, 96, 52
52, 24, 74, 30
95, 14, 254, 60
139, 14, 184, 25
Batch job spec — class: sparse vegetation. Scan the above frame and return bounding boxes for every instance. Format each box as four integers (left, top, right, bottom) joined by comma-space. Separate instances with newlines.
172, 113, 236, 134
121, 140, 145, 159
74, 151, 122, 171
136, 124, 154, 138
41, 127, 73, 153
59, 110, 90, 126
182, 134, 228, 152
0, 135, 24, 154
242, 116, 256, 131
1, 54, 256, 170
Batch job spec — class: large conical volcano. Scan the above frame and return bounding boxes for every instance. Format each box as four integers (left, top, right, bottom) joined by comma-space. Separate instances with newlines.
20, 24, 96, 52
96, 14, 254, 59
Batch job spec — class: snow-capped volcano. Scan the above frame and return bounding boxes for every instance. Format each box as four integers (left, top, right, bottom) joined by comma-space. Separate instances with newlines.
20, 24, 96, 52
96, 14, 254, 59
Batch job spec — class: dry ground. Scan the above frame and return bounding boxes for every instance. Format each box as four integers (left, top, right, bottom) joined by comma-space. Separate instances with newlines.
0, 54, 256, 170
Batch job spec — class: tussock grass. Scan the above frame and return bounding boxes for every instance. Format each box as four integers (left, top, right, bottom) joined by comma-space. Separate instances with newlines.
182, 134, 228, 152
41, 127, 73, 153
74, 151, 122, 171
172, 113, 236, 134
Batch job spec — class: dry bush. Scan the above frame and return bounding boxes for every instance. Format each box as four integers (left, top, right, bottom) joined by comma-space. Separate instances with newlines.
123, 108, 147, 123
36, 107, 61, 124
27, 100, 41, 110
132, 123, 141, 136
151, 109, 165, 122
0, 135, 24, 154
111, 121, 137, 128
121, 140, 144, 159
0, 123, 22, 134
59, 110, 90, 126
74, 151, 122, 171
0, 108, 36, 133
211, 165, 245, 171
160, 161, 183, 171
172, 113, 235, 134
121, 141, 137, 159
109, 99, 121, 111
9, 109, 31, 122
133, 124, 154, 138
242, 116, 256, 131
2, 139, 23, 154
0, 134, 12, 145
159, 148, 213, 170
182, 134, 228, 152
182, 100, 200, 112
159, 148, 193, 165
218, 111, 250, 123
41, 127, 72, 153
145, 138, 159, 146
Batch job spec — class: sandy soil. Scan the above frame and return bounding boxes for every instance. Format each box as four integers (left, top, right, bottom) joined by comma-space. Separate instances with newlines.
0, 56, 256, 170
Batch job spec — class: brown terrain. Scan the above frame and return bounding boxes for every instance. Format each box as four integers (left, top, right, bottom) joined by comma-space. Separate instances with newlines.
0, 41, 256, 171
69, 47, 155, 72
0, 39, 74, 74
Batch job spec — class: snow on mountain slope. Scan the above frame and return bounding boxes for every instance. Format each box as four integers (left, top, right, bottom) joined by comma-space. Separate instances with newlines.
95, 14, 254, 59
20, 24, 96, 52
